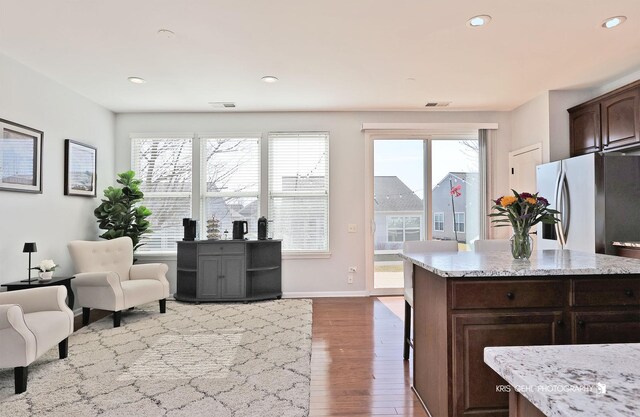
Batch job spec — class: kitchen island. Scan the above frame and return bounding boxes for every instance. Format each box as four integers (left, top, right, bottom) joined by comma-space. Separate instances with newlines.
399, 250, 640, 417
484, 343, 640, 417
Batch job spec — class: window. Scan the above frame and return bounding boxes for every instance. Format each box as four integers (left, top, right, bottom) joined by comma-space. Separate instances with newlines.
433, 212, 444, 232
132, 137, 192, 252
201, 136, 260, 239
454, 212, 465, 233
268, 132, 329, 253
387, 216, 421, 242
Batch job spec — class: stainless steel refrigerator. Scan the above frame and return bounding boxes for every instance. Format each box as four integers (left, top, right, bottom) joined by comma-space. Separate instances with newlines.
536, 152, 640, 254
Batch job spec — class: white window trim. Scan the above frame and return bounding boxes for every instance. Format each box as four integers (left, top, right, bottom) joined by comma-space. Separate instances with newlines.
386, 215, 421, 243
454, 211, 466, 233
268, 131, 330, 254
433, 212, 445, 232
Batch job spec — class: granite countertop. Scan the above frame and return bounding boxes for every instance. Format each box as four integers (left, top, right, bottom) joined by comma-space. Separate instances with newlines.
613, 241, 640, 248
399, 249, 640, 278
484, 344, 640, 417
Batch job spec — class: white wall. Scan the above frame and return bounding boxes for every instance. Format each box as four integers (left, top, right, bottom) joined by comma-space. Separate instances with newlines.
115, 111, 511, 296
509, 93, 550, 160
0, 53, 115, 290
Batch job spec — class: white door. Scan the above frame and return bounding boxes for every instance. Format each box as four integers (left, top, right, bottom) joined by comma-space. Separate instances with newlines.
509, 144, 543, 248
509, 144, 543, 194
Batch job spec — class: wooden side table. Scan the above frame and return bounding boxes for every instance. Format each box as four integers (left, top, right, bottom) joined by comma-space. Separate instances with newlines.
1, 276, 75, 308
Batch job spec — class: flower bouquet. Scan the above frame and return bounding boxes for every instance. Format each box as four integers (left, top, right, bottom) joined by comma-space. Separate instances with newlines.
490, 191, 560, 259
32, 259, 58, 280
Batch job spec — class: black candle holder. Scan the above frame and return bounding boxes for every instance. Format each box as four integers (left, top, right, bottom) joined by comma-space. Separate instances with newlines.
183, 218, 197, 241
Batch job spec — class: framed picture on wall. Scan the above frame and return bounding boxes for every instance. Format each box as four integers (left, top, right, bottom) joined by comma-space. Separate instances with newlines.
0, 118, 44, 193
64, 139, 97, 197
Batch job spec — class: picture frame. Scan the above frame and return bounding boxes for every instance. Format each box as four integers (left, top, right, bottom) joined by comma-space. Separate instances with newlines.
64, 139, 97, 197
0, 118, 44, 193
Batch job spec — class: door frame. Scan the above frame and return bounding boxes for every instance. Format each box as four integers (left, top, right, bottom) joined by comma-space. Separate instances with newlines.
364, 126, 486, 295
508, 143, 543, 192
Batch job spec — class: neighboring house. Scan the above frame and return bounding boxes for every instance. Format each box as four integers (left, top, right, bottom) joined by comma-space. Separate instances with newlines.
374, 176, 424, 252
431, 172, 479, 243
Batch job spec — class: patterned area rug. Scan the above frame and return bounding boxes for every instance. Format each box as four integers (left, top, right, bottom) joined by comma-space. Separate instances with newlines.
0, 299, 312, 416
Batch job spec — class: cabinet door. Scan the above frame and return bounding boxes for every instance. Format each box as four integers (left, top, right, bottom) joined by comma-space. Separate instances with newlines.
197, 255, 221, 298
453, 311, 565, 417
573, 311, 640, 344
601, 87, 640, 151
570, 102, 601, 156
219, 255, 246, 299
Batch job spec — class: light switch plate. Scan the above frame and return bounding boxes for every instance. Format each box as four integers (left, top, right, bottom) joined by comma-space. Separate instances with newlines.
348, 223, 357, 233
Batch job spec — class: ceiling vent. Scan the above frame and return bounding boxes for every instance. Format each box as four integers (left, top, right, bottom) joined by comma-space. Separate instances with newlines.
425, 102, 451, 107
208, 102, 236, 108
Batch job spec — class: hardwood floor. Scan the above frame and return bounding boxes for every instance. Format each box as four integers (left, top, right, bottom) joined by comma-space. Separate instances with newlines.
310, 297, 426, 417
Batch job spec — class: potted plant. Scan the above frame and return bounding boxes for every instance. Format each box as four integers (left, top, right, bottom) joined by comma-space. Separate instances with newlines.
94, 171, 152, 251
32, 259, 58, 280
490, 191, 560, 259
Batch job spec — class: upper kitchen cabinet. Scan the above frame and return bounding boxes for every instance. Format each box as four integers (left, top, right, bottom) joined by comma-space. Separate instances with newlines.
569, 80, 640, 156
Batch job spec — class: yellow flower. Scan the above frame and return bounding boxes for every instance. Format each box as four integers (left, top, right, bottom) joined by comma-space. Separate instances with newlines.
525, 197, 537, 205
500, 196, 518, 207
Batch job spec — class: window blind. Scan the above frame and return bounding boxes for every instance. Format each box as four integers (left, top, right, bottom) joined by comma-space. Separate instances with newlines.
200, 136, 261, 238
268, 132, 329, 252
131, 137, 192, 252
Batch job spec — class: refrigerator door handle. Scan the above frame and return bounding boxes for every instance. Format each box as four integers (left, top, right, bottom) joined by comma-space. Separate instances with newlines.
561, 175, 570, 241
555, 167, 567, 247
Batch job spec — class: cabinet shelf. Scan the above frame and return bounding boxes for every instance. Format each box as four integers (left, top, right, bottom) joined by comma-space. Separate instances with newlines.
247, 266, 280, 272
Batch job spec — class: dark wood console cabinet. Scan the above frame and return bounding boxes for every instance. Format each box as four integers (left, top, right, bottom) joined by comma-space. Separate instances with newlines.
569, 80, 640, 156
175, 240, 282, 302
413, 267, 640, 417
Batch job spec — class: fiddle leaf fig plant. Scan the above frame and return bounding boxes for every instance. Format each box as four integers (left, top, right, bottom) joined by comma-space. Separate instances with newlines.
94, 170, 152, 251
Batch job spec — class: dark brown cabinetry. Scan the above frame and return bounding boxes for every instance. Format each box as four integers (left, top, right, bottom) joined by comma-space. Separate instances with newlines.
412, 268, 640, 417
569, 80, 640, 156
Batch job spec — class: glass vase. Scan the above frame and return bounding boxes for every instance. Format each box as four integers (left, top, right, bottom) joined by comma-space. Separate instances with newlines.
510, 227, 533, 259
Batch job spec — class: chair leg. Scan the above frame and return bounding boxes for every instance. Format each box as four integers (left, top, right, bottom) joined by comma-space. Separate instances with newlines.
403, 300, 412, 360
113, 311, 122, 328
14, 366, 28, 394
59, 338, 69, 359
159, 298, 166, 314
82, 307, 91, 326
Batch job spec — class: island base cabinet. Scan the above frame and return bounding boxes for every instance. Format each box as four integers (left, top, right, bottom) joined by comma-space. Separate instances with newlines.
572, 311, 640, 344
452, 312, 564, 417
508, 392, 546, 417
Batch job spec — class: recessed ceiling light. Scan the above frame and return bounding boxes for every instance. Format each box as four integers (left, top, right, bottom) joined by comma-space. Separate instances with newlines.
261, 75, 279, 83
467, 15, 492, 27
128, 76, 146, 84
157, 29, 176, 38
602, 16, 626, 29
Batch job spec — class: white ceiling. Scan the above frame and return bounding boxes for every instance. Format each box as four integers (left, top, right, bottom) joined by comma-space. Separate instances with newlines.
1, 0, 640, 113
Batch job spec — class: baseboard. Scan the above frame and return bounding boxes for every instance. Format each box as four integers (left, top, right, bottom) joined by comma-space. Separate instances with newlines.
283, 291, 369, 298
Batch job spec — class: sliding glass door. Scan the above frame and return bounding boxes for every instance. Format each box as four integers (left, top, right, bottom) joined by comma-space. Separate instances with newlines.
371, 136, 480, 292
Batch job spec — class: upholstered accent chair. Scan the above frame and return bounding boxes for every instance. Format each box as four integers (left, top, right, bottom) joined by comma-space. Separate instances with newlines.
0, 286, 74, 394
68, 237, 169, 328
402, 240, 458, 360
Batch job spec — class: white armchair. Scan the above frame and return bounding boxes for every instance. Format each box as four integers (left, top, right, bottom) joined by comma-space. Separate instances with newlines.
68, 237, 170, 328
0, 286, 74, 394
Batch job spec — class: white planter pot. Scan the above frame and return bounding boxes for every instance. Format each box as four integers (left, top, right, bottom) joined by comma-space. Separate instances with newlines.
39, 271, 53, 280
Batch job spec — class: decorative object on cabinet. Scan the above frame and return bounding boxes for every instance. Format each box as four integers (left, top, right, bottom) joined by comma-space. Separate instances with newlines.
64, 139, 97, 197
490, 191, 559, 259
206, 215, 221, 239
31, 258, 57, 280
175, 239, 282, 302
258, 216, 268, 240
0, 286, 74, 394
0, 118, 43, 193
94, 170, 152, 251
183, 218, 197, 241
232, 220, 248, 239
22, 242, 38, 283
68, 236, 170, 328
569, 79, 640, 156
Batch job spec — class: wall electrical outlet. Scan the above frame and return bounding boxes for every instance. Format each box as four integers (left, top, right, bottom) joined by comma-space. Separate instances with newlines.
348, 224, 357, 233
348, 266, 357, 273
347, 273, 354, 284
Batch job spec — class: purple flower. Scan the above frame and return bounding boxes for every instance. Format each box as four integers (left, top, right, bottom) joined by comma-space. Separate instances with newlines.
494, 197, 503, 205
537, 196, 549, 206
520, 192, 534, 199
